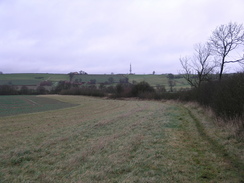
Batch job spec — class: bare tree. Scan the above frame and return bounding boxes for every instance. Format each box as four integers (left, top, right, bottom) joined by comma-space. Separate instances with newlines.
209, 22, 244, 80
180, 43, 215, 88
79, 70, 88, 75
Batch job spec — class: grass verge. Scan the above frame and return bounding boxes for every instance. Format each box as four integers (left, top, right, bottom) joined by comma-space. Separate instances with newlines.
182, 103, 244, 181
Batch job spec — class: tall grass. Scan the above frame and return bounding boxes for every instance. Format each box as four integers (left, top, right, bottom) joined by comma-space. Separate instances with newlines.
166, 73, 244, 138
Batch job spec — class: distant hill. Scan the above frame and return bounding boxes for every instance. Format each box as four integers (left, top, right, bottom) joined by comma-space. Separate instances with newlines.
0, 73, 190, 91
126, 74, 190, 90
0, 73, 68, 85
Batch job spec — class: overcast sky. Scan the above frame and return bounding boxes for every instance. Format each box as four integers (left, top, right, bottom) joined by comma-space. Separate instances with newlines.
0, 0, 243, 74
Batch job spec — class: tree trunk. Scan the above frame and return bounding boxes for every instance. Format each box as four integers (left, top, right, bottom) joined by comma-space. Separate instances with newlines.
219, 57, 225, 81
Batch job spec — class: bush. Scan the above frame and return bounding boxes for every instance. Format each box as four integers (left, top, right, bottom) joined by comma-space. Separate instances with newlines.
212, 73, 244, 119
106, 86, 116, 94
60, 87, 105, 97
195, 81, 217, 106
131, 81, 155, 97
138, 92, 156, 99
173, 73, 244, 122
40, 80, 52, 86
54, 81, 78, 93
110, 83, 133, 98
0, 85, 18, 95
36, 86, 47, 95
20, 86, 30, 95
109, 82, 156, 99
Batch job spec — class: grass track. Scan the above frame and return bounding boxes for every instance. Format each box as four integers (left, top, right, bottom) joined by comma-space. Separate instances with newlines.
0, 96, 242, 182
184, 105, 244, 177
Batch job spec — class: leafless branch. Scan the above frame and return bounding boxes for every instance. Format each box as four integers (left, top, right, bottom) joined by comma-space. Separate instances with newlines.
180, 43, 215, 88
209, 22, 244, 80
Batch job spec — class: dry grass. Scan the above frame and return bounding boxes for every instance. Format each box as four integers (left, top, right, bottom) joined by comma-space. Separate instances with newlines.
182, 102, 244, 180
184, 102, 244, 162
0, 95, 243, 182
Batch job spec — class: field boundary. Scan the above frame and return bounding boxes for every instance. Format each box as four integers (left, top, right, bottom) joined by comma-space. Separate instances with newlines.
182, 104, 244, 179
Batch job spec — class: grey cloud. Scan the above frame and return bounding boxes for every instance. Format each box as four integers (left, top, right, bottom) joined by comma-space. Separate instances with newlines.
0, 0, 243, 74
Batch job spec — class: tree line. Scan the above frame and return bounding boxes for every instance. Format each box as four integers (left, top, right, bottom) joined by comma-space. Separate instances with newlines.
177, 22, 244, 136
180, 22, 244, 87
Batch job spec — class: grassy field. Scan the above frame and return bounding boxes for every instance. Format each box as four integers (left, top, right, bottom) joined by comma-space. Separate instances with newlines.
0, 73, 190, 91
0, 73, 69, 81
72, 74, 126, 83
0, 73, 68, 86
0, 95, 77, 117
126, 74, 189, 90
0, 95, 243, 182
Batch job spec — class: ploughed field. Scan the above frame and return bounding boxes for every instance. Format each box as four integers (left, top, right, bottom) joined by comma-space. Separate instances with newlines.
0, 95, 243, 182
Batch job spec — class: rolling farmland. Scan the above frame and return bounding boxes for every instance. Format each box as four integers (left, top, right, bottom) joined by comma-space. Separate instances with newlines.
127, 74, 189, 89
0, 95, 242, 182
0, 73, 190, 91
0, 73, 68, 86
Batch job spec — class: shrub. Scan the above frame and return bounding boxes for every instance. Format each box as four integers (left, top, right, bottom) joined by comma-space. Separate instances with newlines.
40, 80, 52, 86
173, 73, 244, 123
0, 85, 18, 95
131, 81, 155, 97
54, 81, 78, 93
106, 86, 116, 94
212, 73, 244, 119
60, 87, 105, 97
110, 83, 133, 98
20, 86, 30, 95
195, 81, 217, 106
36, 86, 48, 95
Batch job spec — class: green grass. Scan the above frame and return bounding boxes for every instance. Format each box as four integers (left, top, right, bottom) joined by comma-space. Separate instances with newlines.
0, 95, 242, 182
0, 73, 68, 81
127, 74, 190, 90
0, 73, 190, 90
72, 74, 126, 83
0, 73, 69, 85
0, 95, 77, 117
0, 80, 42, 86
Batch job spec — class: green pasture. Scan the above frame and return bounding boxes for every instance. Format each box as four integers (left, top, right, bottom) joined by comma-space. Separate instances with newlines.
72, 74, 126, 83
0, 73, 68, 81
72, 74, 190, 89
0, 80, 40, 86
0, 74, 68, 86
0, 73, 190, 91
0, 95, 242, 182
127, 74, 190, 90
0, 95, 77, 117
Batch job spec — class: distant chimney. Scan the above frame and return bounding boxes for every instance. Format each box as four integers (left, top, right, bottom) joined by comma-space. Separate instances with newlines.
130, 63, 132, 74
